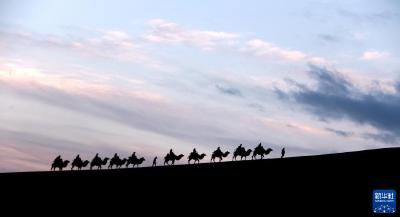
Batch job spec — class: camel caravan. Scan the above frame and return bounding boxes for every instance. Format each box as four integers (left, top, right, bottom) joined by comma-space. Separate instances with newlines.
51, 143, 284, 171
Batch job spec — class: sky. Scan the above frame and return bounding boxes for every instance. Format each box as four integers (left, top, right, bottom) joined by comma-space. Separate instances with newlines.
0, 0, 400, 172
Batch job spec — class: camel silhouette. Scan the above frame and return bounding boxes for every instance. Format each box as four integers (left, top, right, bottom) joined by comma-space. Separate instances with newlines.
164, 152, 184, 165
51, 159, 70, 171
71, 159, 89, 170
116, 158, 127, 168
211, 147, 230, 162
126, 157, 145, 168
233, 147, 252, 161
252, 143, 273, 160
109, 154, 127, 169
188, 152, 206, 164
90, 154, 109, 170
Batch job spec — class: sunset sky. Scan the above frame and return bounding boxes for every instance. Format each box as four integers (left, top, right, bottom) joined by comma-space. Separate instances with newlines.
1, 0, 399, 172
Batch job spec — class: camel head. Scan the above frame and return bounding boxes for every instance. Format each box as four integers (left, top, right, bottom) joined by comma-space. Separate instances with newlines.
62, 160, 70, 168
82, 160, 89, 167
102, 157, 109, 165
139, 157, 145, 163
246, 149, 252, 155
176, 154, 184, 160
266, 148, 273, 153
223, 151, 230, 157
199, 153, 206, 159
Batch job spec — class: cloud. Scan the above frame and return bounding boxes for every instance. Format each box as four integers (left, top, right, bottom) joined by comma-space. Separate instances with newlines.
0, 62, 266, 152
0, 28, 172, 71
241, 39, 329, 64
325, 127, 354, 137
337, 8, 399, 24
0, 63, 166, 103
241, 39, 307, 62
144, 19, 240, 50
276, 65, 400, 144
360, 50, 390, 60
142, 19, 330, 64
362, 132, 399, 144
318, 34, 339, 43
215, 84, 243, 97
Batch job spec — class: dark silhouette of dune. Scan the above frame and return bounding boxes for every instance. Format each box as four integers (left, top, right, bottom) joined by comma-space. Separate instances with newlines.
2, 147, 400, 215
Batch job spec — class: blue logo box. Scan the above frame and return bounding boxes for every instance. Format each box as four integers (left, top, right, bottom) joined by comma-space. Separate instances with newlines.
373, 189, 396, 214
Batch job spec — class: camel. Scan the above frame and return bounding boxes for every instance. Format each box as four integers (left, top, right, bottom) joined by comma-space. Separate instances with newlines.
90, 155, 109, 170
116, 158, 127, 168
252, 143, 273, 160
51, 160, 70, 171
164, 153, 184, 165
108, 156, 127, 169
188, 152, 206, 164
71, 160, 89, 170
211, 148, 230, 162
233, 146, 252, 161
126, 157, 145, 168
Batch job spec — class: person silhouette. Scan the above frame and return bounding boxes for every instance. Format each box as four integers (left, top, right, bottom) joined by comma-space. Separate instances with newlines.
281, 148, 285, 158
54, 155, 62, 163
113, 153, 119, 160
53, 155, 63, 167
93, 153, 101, 164
74, 154, 82, 164
215, 147, 222, 155
192, 148, 198, 155
152, 157, 157, 167
130, 152, 137, 160
235, 144, 244, 155
169, 149, 175, 157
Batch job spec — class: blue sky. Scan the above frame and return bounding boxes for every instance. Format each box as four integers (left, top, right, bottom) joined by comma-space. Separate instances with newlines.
0, 0, 399, 172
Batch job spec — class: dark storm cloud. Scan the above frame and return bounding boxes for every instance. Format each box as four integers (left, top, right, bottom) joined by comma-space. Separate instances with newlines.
325, 127, 354, 137
318, 34, 339, 43
215, 84, 243, 97
276, 65, 400, 143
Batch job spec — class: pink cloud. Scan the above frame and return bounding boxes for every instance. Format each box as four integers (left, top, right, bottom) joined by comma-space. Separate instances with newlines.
360, 50, 390, 60
144, 19, 240, 50
242, 39, 307, 61
0, 62, 168, 104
